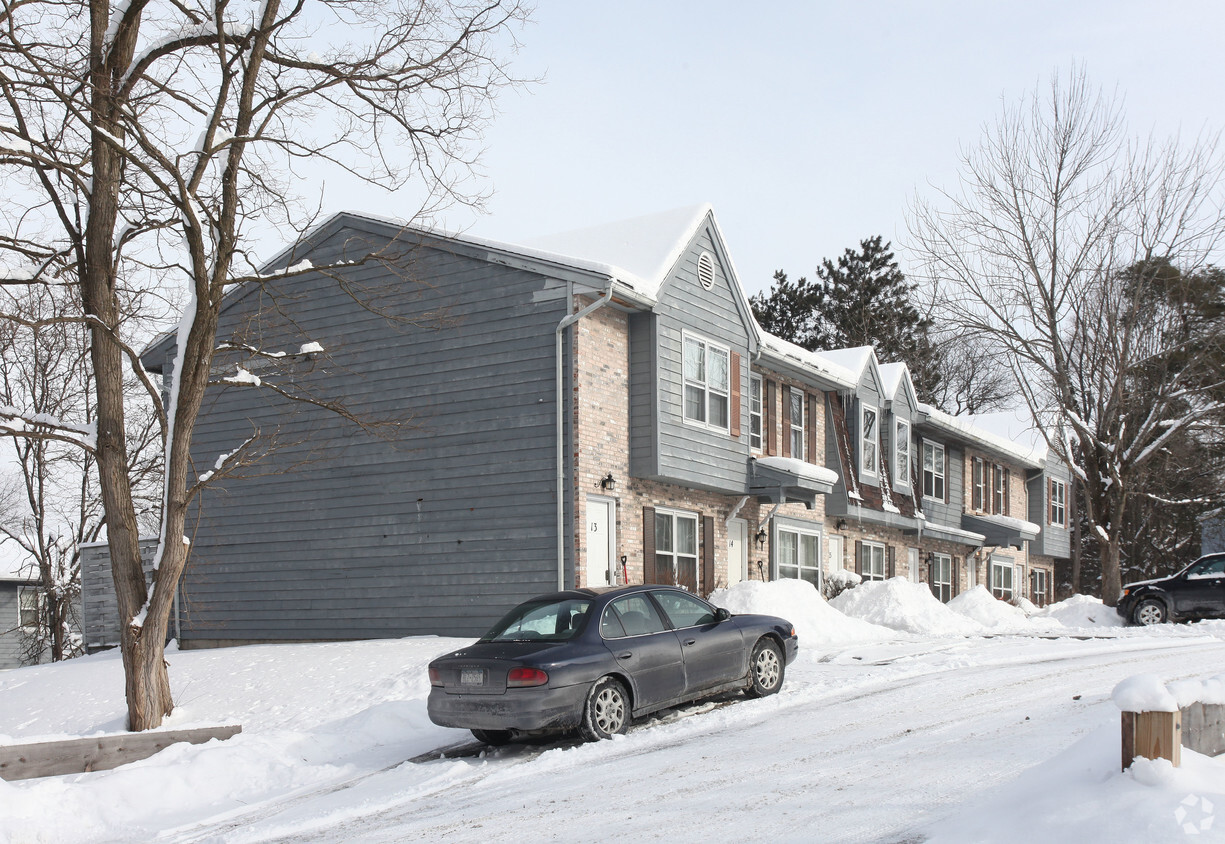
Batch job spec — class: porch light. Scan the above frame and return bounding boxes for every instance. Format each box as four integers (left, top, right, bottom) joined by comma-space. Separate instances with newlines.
599, 473, 616, 491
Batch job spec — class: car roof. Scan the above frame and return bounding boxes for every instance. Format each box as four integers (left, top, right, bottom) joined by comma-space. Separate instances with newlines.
521, 584, 690, 604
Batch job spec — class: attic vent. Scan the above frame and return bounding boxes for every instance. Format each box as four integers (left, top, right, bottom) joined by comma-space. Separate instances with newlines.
697, 252, 716, 291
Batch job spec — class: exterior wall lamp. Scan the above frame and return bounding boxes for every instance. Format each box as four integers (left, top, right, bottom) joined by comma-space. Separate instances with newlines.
599, 473, 616, 491
755, 528, 768, 548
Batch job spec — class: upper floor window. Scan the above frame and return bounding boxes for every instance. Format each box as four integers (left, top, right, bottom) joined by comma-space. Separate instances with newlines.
683, 334, 729, 430
749, 374, 763, 452
789, 389, 805, 461
894, 418, 911, 490
18, 587, 38, 629
1049, 478, 1066, 526
992, 463, 1009, 515
923, 441, 945, 501
860, 404, 879, 480
972, 457, 987, 511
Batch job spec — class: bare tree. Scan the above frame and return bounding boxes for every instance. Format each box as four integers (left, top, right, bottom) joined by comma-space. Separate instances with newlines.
0, 0, 527, 728
926, 328, 1014, 415
909, 67, 1225, 604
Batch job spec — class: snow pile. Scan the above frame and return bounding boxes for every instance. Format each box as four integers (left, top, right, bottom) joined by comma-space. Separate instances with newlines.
946, 585, 1050, 632
1113, 674, 1180, 712
709, 578, 895, 649
1034, 593, 1126, 628
830, 577, 983, 635
1167, 675, 1225, 707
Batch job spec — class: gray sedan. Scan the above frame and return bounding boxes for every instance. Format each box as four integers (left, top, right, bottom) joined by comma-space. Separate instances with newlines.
427, 584, 798, 744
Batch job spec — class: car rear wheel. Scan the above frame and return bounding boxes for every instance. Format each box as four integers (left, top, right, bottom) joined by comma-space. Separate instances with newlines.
579, 676, 629, 741
471, 728, 512, 746
1133, 598, 1168, 626
746, 638, 784, 698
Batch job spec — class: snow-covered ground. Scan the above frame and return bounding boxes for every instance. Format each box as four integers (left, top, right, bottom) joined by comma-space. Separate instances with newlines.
2, 578, 1224, 843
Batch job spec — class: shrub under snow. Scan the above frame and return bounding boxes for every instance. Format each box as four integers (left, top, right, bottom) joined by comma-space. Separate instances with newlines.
1033, 593, 1127, 628
830, 577, 983, 636
947, 585, 1032, 629
709, 578, 894, 649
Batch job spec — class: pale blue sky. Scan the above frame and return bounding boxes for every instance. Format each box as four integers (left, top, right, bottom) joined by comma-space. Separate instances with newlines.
350, 1, 1225, 296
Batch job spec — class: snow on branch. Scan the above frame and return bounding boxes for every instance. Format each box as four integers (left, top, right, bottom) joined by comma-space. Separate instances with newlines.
0, 406, 97, 450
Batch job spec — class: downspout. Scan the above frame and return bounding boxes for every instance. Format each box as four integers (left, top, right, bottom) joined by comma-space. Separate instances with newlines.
555, 287, 613, 591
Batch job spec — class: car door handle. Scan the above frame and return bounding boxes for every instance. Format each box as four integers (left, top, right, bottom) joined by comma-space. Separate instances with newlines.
617, 652, 633, 660
684, 639, 697, 646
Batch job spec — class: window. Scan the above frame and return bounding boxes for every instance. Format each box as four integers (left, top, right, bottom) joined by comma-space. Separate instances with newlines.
894, 418, 911, 490
602, 594, 667, 638
931, 553, 953, 603
482, 597, 592, 642
18, 587, 39, 629
789, 389, 805, 461
860, 405, 879, 479
749, 374, 763, 452
989, 558, 1014, 601
972, 457, 986, 511
683, 334, 730, 430
992, 464, 1009, 515
859, 541, 886, 581
652, 590, 717, 628
1031, 569, 1049, 608
777, 527, 821, 587
655, 510, 699, 591
923, 441, 945, 501
1049, 478, 1066, 527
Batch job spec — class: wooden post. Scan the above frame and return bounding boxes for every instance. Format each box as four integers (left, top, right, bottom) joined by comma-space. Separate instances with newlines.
1121, 710, 1181, 770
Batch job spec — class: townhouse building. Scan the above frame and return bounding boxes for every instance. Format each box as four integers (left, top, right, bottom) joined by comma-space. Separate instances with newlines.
100, 204, 1071, 647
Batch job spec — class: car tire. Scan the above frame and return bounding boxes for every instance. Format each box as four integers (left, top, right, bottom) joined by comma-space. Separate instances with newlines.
1133, 598, 1168, 626
746, 638, 784, 698
579, 676, 630, 741
471, 728, 512, 746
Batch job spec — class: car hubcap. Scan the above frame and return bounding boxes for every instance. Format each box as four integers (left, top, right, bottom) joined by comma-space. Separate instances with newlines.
1137, 604, 1163, 625
594, 687, 625, 733
755, 648, 780, 689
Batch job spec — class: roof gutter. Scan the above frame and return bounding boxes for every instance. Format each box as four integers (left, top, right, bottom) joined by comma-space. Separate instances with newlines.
555, 286, 613, 591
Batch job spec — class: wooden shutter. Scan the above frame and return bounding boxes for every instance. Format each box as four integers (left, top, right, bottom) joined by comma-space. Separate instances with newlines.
702, 515, 715, 596
643, 507, 656, 584
765, 380, 777, 456
927, 554, 935, 589
730, 353, 742, 438
952, 557, 960, 597
854, 540, 863, 575
886, 545, 896, 579
781, 385, 792, 458
807, 394, 818, 464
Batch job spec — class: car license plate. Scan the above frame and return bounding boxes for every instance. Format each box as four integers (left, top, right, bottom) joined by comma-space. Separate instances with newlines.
460, 668, 484, 686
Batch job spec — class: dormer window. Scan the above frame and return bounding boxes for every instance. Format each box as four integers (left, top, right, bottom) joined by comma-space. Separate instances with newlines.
894, 418, 911, 491
860, 404, 879, 481
683, 333, 729, 431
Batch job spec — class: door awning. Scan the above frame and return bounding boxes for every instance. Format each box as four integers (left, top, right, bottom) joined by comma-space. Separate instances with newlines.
749, 456, 838, 509
961, 513, 1040, 549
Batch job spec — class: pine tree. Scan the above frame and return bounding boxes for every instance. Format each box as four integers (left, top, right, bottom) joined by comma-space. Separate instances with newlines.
750, 237, 942, 402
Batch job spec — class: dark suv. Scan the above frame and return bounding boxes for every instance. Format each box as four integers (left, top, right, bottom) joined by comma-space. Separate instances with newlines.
1118, 554, 1225, 625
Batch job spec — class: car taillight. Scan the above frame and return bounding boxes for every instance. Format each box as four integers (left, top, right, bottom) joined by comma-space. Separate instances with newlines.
507, 667, 548, 687
428, 667, 442, 686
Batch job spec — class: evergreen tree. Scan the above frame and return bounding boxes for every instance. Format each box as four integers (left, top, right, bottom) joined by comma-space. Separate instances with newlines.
750, 237, 942, 402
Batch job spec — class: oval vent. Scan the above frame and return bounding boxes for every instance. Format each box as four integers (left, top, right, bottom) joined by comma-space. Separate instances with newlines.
697, 252, 716, 291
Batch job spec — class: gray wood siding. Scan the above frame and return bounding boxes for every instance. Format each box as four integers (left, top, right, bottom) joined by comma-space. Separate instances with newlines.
647, 225, 752, 493
920, 441, 965, 527
178, 220, 568, 641
0, 585, 24, 669
81, 540, 159, 649
1029, 463, 1073, 559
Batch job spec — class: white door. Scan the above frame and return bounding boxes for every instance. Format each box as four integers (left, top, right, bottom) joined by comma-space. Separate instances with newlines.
727, 519, 747, 587
586, 496, 616, 586
908, 547, 920, 584
828, 534, 845, 572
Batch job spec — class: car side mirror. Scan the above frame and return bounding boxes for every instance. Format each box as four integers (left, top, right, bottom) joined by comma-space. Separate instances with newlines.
715, 607, 731, 622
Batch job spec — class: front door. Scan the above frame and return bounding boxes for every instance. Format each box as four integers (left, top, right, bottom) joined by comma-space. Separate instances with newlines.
727, 518, 747, 588
587, 496, 616, 587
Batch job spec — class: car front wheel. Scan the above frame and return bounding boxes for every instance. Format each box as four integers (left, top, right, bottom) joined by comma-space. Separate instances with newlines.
1133, 598, 1168, 626
747, 638, 784, 697
580, 676, 629, 741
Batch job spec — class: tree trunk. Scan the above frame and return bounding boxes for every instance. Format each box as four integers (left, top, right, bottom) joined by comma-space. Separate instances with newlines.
1101, 538, 1122, 607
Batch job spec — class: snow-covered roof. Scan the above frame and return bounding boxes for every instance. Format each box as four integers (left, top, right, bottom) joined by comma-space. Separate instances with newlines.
812, 346, 876, 378
757, 333, 858, 389
917, 401, 1044, 469
964, 407, 1049, 462
0, 540, 34, 582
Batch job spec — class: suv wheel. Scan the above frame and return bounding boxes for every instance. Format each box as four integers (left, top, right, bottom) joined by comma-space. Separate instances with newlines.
1133, 598, 1168, 626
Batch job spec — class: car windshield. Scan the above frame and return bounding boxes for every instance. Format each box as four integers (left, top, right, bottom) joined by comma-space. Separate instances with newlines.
479, 598, 594, 642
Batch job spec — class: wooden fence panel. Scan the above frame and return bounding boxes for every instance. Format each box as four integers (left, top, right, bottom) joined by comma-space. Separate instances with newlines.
0, 724, 242, 781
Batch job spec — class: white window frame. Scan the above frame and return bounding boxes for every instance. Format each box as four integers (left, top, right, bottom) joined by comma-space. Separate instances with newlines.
18, 586, 39, 629
655, 508, 699, 590
931, 552, 953, 603
681, 333, 730, 432
749, 373, 763, 453
923, 441, 945, 502
860, 404, 879, 481
1049, 478, 1066, 527
860, 540, 886, 581
989, 557, 1014, 601
894, 417, 911, 491
993, 463, 1008, 515
1031, 568, 1049, 607
789, 388, 805, 461
776, 524, 822, 588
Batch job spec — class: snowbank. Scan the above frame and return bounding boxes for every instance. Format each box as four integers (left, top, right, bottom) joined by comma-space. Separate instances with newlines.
709, 578, 895, 650
1033, 593, 1126, 629
830, 577, 983, 635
